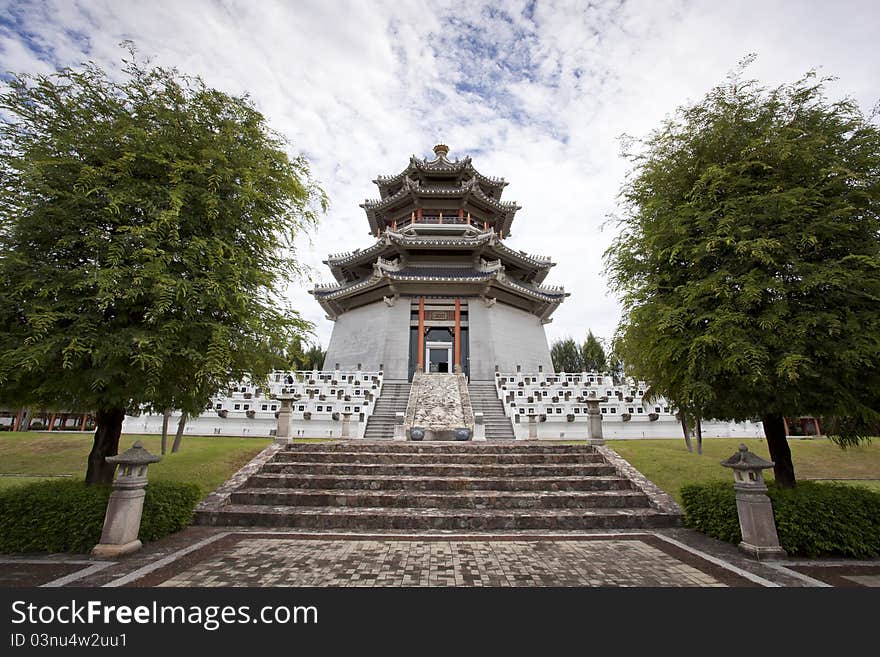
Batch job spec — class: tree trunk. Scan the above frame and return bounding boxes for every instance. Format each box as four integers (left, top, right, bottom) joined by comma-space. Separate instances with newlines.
85, 407, 125, 485
18, 408, 31, 431
679, 412, 693, 453
171, 412, 187, 453
160, 408, 171, 455
695, 415, 703, 455
761, 413, 796, 487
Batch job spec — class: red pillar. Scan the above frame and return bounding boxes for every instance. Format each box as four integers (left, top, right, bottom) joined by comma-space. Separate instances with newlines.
12, 409, 21, 432
458, 208, 464, 224
417, 297, 425, 371
439, 211, 443, 224
48, 413, 56, 431
782, 417, 789, 436
416, 207, 423, 222
813, 417, 821, 436
454, 298, 461, 370
80, 414, 88, 431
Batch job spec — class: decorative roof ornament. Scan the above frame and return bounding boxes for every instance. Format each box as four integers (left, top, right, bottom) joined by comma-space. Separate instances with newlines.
433, 143, 450, 159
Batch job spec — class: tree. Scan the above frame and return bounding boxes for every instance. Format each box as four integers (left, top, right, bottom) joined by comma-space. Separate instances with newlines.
551, 338, 583, 373
606, 352, 624, 385
170, 412, 187, 454
581, 331, 607, 372
605, 57, 880, 486
0, 49, 327, 484
282, 336, 325, 371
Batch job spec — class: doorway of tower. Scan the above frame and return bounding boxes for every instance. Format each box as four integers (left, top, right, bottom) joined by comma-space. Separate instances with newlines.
409, 324, 469, 380
426, 341, 453, 373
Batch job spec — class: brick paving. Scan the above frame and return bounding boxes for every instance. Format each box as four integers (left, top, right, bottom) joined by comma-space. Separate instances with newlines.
148, 534, 734, 587
4, 528, 879, 587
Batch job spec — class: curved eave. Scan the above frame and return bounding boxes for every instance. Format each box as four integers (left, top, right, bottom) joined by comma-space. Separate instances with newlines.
491, 241, 553, 269
312, 269, 567, 305
324, 232, 555, 284
361, 183, 520, 234
373, 155, 508, 198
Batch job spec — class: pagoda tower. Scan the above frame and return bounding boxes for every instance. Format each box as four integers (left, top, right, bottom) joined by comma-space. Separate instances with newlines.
312, 145, 569, 382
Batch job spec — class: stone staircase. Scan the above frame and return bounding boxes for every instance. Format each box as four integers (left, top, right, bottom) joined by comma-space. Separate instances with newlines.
195, 441, 681, 530
469, 381, 516, 440
362, 382, 411, 440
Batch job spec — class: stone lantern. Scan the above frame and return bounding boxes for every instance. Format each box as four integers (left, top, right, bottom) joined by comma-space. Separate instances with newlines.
92, 442, 161, 558
274, 393, 296, 444
586, 396, 604, 446
721, 444, 786, 560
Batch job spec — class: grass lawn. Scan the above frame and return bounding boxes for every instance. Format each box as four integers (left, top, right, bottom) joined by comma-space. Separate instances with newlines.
0, 432, 327, 494
607, 437, 880, 503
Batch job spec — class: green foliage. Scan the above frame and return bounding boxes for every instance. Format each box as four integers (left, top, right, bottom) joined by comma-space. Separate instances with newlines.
552, 332, 608, 373
551, 338, 583, 373
581, 331, 607, 372
0, 479, 200, 553
605, 57, 880, 444
284, 336, 326, 371
0, 47, 327, 419
681, 480, 880, 558
680, 482, 744, 543
139, 480, 202, 541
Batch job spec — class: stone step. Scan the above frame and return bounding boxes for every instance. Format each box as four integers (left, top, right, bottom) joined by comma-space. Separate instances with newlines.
272, 451, 605, 464
196, 505, 679, 530
260, 462, 618, 477
229, 488, 651, 509
247, 473, 633, 492
284, 441, 595, 453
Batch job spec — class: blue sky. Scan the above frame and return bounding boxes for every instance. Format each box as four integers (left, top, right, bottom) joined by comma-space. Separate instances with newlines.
2, 0, 879, 350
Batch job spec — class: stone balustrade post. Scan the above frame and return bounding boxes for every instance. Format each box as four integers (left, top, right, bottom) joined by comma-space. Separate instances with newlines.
721, 444, 786, 560
473, 412, 486, 441
92, 442, 161, 558
586, 398, 604, 446
274, 394, 296, 445
393, 412, 406, 441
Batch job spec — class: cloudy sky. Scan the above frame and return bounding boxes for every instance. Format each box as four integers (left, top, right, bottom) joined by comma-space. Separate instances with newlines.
2, 0, 878, 350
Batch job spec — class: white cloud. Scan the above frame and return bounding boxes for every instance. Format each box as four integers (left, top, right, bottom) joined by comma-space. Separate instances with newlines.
2, 0, 878, 351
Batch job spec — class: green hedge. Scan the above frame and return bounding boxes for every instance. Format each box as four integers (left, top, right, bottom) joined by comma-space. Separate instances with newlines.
681, 480, 880, 559
0, 480, 201, 554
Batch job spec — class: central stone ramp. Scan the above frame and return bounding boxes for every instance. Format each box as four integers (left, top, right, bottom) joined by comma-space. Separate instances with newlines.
196, 442, 681, 530
404, 372, 474, 440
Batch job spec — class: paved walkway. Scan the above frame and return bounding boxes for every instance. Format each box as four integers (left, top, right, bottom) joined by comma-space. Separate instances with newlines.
3, 526, 877, 588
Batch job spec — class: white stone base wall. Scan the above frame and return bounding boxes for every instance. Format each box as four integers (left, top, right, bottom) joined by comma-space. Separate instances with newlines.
122, 413, 365, 439
468, 301, 553, 380
510, 418, 766, 440
323, 301, 412, 380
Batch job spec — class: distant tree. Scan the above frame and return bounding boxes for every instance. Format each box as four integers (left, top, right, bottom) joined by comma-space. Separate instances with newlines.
581, 331, 607, 372
0, 49, 327, 484
284, 337, 325, 371
551, 338, 583, 373
606, 352, 625, 385
605, 58, 880, 486
299, 345, 326, 371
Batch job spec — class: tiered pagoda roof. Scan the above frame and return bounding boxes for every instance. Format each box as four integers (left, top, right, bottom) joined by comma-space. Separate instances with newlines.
312, 145, 569, 322
360, 144, 521, 237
